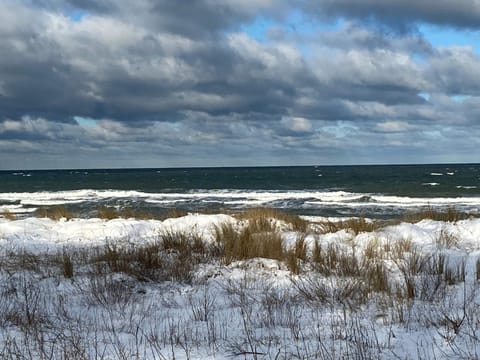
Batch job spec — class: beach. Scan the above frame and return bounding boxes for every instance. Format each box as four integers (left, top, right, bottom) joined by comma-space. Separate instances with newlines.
1, 165, 480, 358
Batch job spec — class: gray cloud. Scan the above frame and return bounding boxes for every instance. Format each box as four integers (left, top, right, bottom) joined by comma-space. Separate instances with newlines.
304, 0, 480, 30
1, 0, 480, 168
27, 0, 290, 38
428, 47, 480, 96
0, 2, 312, 124
318, 22, 434, 54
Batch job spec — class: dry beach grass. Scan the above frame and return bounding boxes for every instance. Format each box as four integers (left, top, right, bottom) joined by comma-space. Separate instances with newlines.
1, 206, 480, 358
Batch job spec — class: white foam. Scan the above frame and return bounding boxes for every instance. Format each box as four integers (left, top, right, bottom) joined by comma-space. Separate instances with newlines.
20, 199, 84, 206
430, 173, 443, 176
0, 204, 37, 213
0, 189, 479, 212
144, 199, 179, 204
422, 182, 440, 186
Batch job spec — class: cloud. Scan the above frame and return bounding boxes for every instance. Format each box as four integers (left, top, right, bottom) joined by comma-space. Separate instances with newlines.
375, 120, 412, 133
279, 116, 313, 136
304, 0, 480, 30
318, 22, 433, 54
1, 0, 480, 168
0, 1, 312, 124
428, 46, 480, 95
27, 0, 290, 38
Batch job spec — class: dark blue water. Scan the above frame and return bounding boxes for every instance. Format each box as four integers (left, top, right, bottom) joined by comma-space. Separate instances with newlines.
1, 164, 479, 218
1, 164, 479, 195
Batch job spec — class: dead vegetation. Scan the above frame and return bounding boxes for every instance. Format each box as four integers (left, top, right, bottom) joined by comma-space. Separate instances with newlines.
91, 230, 220, 282
35, 206, 74, 220
312, 217, 386, 235
215, 222, 284, 264
404, 206, 472, 223
1, 210, 16, 220
1, 206, 479, 360
96, 206, 159, 220
235, 207, 308, 232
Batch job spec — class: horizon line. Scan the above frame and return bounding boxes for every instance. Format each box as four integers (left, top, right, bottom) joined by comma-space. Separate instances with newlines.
1, 161, 479, 172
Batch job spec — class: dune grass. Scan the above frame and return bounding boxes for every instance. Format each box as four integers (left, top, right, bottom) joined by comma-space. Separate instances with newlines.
235, 207, 308, 232
1, 210, 16, 220
35, 206, 74, 220
3, 206, 479, 359
312, 217, 387, 235
404, 206, 472, 223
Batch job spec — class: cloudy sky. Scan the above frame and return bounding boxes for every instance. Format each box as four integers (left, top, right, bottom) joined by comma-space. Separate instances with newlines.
1, 0, 480, 169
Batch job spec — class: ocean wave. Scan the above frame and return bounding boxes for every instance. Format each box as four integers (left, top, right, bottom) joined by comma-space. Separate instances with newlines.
1, 189, 479, 215
0, 204, 37, 213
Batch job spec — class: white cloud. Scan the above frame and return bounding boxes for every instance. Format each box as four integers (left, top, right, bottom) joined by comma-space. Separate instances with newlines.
281, 116, 313, 133
376, 120, 411, 132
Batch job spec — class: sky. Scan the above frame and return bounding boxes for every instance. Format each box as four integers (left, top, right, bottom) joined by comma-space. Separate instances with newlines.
1, 0, 480, 169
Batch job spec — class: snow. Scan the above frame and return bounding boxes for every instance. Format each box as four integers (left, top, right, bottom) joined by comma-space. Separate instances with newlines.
2, 213, 480, 358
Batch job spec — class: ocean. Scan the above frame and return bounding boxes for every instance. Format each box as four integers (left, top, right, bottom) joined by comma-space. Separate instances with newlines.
1, 164, 479, 219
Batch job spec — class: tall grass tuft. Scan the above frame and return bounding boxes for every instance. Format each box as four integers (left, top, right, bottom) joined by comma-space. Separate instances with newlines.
436, 228, 459, 248
1, 210, 16, 220
236, 208, 308, 232
96, 207, 119, 220
217, 222, 284, 264
35, 206, 74, 220
405, 206, 469, 223
62, 252, 74, 278
314, 217, 383, 235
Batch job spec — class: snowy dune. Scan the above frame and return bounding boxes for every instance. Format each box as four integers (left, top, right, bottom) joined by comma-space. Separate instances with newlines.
1, 214, 480, 359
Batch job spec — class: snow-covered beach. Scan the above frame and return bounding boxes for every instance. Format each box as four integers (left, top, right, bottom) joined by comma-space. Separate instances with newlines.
2, 211, 480, 359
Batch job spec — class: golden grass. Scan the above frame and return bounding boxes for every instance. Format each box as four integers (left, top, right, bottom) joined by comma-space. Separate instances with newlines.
216, 222, 284, 264
404, 206, 471, 223
35, 206, 74, 220
1, 210, 16, 220
235, 208, 308, 232
164, 208, 189, 219
96, 207, 146, 220
96, 207, 188, 221
92, 229, 216, 282
313, 217, 385, 235
96, 207, 119, 220
116, 207, 155, 220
